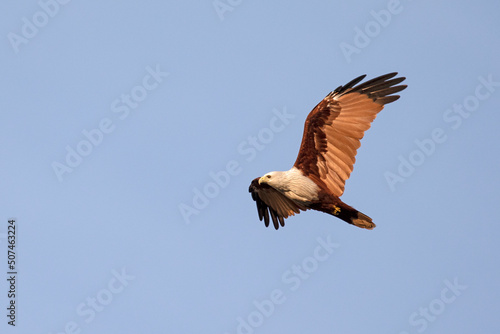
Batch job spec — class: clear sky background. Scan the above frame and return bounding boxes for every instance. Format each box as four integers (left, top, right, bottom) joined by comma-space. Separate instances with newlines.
1, 1, 500, 333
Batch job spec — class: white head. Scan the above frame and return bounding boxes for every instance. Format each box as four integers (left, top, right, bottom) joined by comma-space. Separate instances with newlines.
259, 171, 286, 189
257, 167, 320, 202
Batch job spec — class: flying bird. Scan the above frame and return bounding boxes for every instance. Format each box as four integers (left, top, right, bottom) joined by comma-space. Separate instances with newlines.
249, 72, 407, 230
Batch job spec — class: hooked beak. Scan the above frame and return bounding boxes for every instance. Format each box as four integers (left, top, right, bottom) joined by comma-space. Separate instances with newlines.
258, 177, 265, 185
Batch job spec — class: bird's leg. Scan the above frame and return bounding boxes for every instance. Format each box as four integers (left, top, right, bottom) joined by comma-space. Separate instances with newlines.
332, 205, 341, 216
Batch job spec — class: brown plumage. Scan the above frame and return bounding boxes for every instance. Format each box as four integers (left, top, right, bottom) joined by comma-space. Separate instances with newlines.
249, 73, 407, 230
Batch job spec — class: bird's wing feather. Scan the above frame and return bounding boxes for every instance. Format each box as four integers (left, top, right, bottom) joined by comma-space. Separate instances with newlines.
294, 73, 407, 197
248, 178, 305, 230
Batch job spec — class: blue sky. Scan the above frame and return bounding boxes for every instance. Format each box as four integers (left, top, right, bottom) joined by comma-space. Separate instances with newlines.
1, 1, 500, 333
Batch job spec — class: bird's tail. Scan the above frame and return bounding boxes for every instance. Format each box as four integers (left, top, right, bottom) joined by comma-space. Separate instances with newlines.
328, 202, 376, 230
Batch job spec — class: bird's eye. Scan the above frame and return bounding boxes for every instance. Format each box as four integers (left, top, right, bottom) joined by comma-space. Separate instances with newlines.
267, 175, 271, 179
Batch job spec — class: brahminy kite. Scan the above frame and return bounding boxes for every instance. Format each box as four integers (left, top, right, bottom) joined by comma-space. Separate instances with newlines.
249, 72, 407, 230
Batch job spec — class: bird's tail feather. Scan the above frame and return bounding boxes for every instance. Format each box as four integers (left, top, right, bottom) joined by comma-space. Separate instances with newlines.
328, 203, 376, 230
349, 211, 375, 230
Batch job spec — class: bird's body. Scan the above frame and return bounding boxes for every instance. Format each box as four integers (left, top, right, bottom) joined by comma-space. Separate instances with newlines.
249, 72, 407, 230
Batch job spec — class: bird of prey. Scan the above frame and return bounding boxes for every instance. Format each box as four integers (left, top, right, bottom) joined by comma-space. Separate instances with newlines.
249, 72, 407, 230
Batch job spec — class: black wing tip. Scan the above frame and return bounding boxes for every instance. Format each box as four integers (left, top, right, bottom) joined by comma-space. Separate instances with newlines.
331, 72, 406, 99
249, 177, 286, 230
248, 177, 259, 192
342, 72, 407, 104
356, 72, 403, 87
382, 71, 398, 78
333, 74, 367, 95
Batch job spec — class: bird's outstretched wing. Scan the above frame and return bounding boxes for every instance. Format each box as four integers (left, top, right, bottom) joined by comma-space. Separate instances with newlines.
248, 178, 305, 229
294, 72, 407, 197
